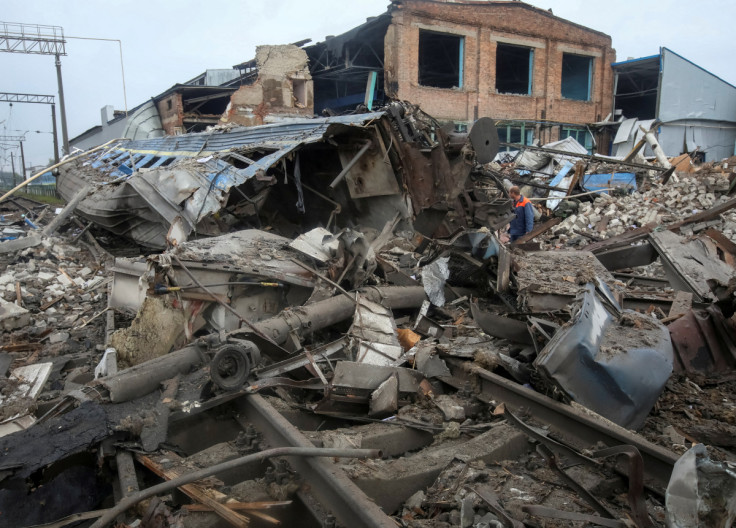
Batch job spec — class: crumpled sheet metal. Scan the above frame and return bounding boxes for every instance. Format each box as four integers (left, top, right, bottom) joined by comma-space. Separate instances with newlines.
534, 283, 673, 430
665, 444, 736, 528
422, 257, 450, 307
349, 296, 403, 366
669, 306, 736, 376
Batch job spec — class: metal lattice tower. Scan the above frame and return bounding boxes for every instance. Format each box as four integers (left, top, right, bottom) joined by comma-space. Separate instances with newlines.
0, 92, 55, 105
0, 22, 66, 55
0, 21, 69, 156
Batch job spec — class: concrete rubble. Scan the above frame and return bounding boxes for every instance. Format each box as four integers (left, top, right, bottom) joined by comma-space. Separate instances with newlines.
0, 103, 735, 528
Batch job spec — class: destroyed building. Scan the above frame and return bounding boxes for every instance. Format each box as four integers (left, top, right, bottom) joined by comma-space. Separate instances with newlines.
73, 0, 617, 154
611, 47, 736, 162
2, 92, 736, 527
307, 0, 615, 150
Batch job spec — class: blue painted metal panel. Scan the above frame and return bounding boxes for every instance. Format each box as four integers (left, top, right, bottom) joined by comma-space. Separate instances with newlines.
458, 38, 464, 89
548, 162, 574, 187
149, 156, 171, 169
528, 49, 534, 95
134, 154, 155, 169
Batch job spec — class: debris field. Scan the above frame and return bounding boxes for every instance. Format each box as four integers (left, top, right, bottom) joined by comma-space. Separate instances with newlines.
0, 101, 735, 528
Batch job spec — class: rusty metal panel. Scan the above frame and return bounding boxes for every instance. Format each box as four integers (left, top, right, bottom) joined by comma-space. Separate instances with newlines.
339, 144, 400, 199
669, 307, 736, 375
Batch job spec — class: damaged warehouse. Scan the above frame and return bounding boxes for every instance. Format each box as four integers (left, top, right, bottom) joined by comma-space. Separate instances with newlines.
1, 2, 736, 528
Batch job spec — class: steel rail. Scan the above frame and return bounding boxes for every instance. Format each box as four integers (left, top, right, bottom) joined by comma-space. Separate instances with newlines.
234, 394, 398, 528
445, 359, 678, 492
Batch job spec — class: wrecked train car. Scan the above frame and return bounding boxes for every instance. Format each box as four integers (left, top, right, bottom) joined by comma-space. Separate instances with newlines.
57, 103, 509, 251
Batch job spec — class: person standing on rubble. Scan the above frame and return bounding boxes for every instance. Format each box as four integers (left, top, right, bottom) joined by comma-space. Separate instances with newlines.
508, 186, 534, 242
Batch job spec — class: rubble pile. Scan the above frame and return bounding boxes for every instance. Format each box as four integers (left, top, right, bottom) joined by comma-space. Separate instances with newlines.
546, 173, 736, 248
0, 103, 734, 528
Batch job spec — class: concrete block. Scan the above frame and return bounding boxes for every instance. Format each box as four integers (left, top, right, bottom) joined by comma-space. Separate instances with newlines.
0, 297, 30, 331
37, 271, 55, 282
48, 332, 70, 344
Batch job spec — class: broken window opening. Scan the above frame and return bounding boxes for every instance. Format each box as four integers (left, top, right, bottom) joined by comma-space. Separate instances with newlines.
498, 122, 534, 151
418, 30, 464, 90
561, 127, 593, 153
561, 53, 593, 101
314, 71, 386, 115
293, 79, 308, 108
496, 44, 533, 95
613, 57, 660, 120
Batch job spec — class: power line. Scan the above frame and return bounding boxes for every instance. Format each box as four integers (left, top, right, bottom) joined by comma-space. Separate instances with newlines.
65, 35, 128, 114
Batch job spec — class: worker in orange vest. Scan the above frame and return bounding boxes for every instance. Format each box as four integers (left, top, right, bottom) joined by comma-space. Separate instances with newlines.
508, 186, 534, 242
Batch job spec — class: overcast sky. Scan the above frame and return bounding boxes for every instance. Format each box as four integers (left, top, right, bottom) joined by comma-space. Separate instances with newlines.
1, 0, 734, 172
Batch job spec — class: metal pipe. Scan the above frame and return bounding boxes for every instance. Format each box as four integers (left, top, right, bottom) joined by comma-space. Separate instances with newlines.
51, 103, 59, 163
100, 345, 205, 402
499, 142, 668, 172
89, 447, 382, 528
329, 140, 372, 189
230, 285, 428, 345
639, 125, 671, 170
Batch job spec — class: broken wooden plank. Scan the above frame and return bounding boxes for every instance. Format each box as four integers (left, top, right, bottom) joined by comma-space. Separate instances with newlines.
704, 228, 736, 266
136, 451, 251, 527
184, 503, 283, 525
510, 217, 562, 245
583, 223, 655, 253
40, 295, 65, 311
183, 501, 291, 511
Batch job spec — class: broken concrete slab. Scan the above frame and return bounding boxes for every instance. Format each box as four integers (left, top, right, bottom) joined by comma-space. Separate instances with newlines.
339, 423, 528, 514
649, 230, 736, 303
369, 373, 399, 418
0, 297, 30, 331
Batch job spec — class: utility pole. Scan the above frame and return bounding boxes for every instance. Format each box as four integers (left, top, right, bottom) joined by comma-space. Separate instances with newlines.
51, 103, 59, 163
54, 53, 70, 155
10, 152, 16, 187
19, 140, 26, 180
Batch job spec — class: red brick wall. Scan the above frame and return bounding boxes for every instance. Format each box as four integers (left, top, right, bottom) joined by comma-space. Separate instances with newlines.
157, 94, 184, 135
385, 0, 615, 138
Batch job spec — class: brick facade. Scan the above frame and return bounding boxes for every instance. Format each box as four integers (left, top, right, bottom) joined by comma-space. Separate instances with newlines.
384, 0, 616, 143
157, 94, 184, 136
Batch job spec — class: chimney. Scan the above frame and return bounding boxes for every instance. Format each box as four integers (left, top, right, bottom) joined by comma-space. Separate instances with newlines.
101, 105, 115, 126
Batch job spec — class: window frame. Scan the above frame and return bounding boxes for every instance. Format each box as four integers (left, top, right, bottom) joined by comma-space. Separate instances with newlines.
495, 43, 534, 96
561, 53, 593, 102
417, 29, 465, 90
